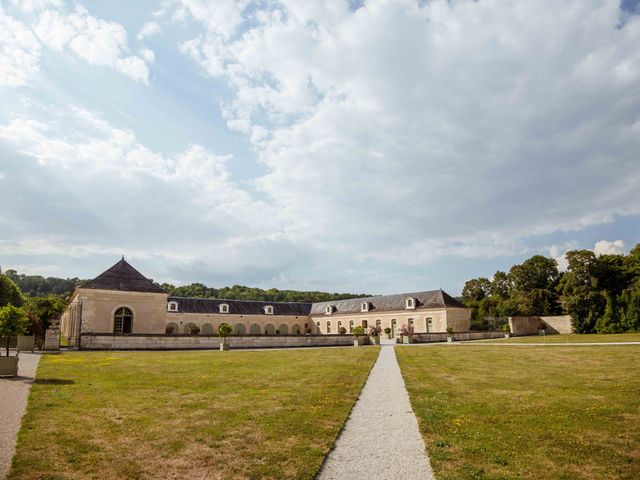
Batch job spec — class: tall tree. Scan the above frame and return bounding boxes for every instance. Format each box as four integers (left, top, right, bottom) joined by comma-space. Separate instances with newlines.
0, 275, 24, 308
461, 277, 492, 303
490, 271, 511, 299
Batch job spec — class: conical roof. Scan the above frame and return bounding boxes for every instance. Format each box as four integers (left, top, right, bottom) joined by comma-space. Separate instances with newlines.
82, 258, 166, 294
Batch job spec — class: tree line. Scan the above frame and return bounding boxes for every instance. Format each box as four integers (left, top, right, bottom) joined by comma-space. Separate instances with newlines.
461, 243, 640, 333
1, 269, 369, 304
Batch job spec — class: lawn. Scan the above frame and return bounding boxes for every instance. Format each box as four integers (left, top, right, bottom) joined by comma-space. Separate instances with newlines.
396, 345, 640, 480
477, 333, 640, 343
10, 348, 379, 480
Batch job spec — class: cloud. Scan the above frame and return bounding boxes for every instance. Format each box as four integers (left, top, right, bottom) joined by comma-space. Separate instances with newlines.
175, 0, 640, 261
593, 240, 626, 256
1, 3, 152, 85
0, 6, 41, 86
137, 21, 162, 40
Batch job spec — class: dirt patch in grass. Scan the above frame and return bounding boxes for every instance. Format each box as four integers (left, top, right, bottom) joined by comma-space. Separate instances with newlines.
396, 345, 640, 480
9, 348, 379, 480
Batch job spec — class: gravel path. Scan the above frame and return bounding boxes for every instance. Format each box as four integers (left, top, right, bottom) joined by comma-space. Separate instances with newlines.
0, 353, 41, 480
317, 344, 434, 480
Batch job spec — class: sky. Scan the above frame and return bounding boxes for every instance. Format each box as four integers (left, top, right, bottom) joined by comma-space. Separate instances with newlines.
0, 0, 639, 296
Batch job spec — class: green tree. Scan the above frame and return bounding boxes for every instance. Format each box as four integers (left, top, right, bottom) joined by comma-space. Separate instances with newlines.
0, 274, 24, 308
558, 250, 603, 333
490, 271, 511, 299
25, 296, 67, 347
0, 305, 29, 356
509, 255, 560, 293
462, 278, 491, 303
595, 294, 624, 333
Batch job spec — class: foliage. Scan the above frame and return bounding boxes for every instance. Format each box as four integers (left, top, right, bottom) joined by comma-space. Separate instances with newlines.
0, 274, 25, 308
400, 324, 415, 336
24, 295, 67, 348
218, 323, 232, 338
502, 324, 511, 334
463, 244, 640, 334
165, 324, 176, 334
384, 327, 392, 334
446, 326, 454, 335
338, 326, 347, 335
3, 269, 81, 298
368, 325, 382, 336
352, 326, 364, 336
0, 305, 29, 356
189, 324, 201, 335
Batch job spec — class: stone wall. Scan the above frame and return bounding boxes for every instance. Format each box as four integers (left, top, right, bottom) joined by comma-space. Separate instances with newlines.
509, 315, 574, 335
411, 331, 506, 343
80, 333, 357, 350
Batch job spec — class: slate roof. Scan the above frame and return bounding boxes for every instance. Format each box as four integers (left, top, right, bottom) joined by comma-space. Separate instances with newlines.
309, 290, 466, 316
81, 258, 166, 294
169, 297, 312, 316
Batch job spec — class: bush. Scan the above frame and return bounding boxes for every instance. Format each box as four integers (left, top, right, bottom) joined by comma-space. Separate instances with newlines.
165, 324, 176, 334
400, 324, 414, 336
446, 326, 454, 335
0, 305, 29, 356
369, 325, 382, 336
218, 323, 232, 337
502, 324, 511, 334
352, 326, 364, 336
338, 326, 347, 335
384, 327, 391, 334
189, 324, 200, 335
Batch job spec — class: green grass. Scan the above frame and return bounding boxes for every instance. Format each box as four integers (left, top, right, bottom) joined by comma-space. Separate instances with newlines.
477, 333, 640, 343
397, 345, 640, 480
10, 348, 379, 480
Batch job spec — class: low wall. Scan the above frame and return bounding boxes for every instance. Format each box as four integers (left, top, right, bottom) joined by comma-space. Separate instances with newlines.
80, 333, 357, 350
509, 315, 574, 335
411, 331, 506, 343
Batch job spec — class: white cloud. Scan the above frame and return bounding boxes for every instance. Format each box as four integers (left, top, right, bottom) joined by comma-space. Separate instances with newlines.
594, 240, 626, 256
137, 21, 162, 40
175, 0, 640, 261
0, 6, 41, 86
139, 48, 155, 64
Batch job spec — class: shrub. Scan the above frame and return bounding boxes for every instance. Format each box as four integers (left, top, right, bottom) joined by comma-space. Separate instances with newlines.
502, 324, 511, 334
384, 327, 392, 334
0, 305, 29, 356
446, 326, 454, 335
189, 324, 200, 335
305, 327, 312, 334
400, 324, 414, 336
352, 326, 364, 336
369, 325, 382, 336
218, 323, 232, 337
339, 326, 347, 335
165, 324, 176, 334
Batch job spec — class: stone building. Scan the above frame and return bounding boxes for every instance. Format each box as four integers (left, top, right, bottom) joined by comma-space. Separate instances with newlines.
61, 258, 471, 346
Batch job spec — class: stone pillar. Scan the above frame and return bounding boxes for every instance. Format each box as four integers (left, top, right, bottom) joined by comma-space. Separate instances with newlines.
44, 328, 60, 351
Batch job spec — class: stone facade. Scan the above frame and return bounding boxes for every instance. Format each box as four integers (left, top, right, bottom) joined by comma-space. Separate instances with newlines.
508, 315, 574, 336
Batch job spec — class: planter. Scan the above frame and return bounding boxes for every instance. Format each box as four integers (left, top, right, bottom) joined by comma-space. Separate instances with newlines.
17, 335, 35, 352
219, 342, 230, 351
447, 336, 454, 343
0, 356, 19, 377
370, 336, 380, 345
353, 337, 366, 347
504, 333, 511, 339
402, 335, 413, 344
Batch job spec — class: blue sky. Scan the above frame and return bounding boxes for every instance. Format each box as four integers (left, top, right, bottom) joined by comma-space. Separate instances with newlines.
0, 0, 639, 295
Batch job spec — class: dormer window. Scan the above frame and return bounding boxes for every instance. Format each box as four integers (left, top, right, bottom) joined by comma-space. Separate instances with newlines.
167, 301, 178, 312
219, 303, 229, 314
405, 297, 416, 310
325, 305, 334, 315
264, 305, 274, 315
361, 302, 370, 312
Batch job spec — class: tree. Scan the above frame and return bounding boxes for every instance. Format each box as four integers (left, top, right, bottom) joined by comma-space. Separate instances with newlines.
0, 275, 24, 308
490, 271, 511, 299
461, 278, 491, 303
0, 305, 29, 356
595, 293, 624, 333
509, 255, 560, 293
25, 296, 67, 347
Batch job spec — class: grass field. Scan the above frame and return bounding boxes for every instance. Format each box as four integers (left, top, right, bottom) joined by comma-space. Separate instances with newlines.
397, 345, 640, 480
476, 333, 640, 343
10, 348, 379, 480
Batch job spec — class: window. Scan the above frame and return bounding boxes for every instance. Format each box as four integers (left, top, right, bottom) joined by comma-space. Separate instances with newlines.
409, 318, 414, 326
327, 321, 331, 333
114, 307, 133, 334
361, 302, 369, 312
219, 303, 229, 313
325, 305, 333, 315
349, 320, 354, 333
264, 305, 274, 315
362, 320, 368, 329
167, 301, 178, 312
426, 317, 433, 333
316, 321, 321, 332
405, 297, 416, 309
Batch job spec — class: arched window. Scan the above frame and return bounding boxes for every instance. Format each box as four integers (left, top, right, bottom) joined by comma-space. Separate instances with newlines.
361, 302, 369, 312
114, 307, 133, 334
167, 301, 178, 312
201, 323, 214, 335
349, 320, 354, 333
264, 305, 274, 315
325, 305, 333, 315
165, 322, 178, 334
250, 323, 261, 335
426, 317, 433, 333
235, 324, 246, 335
405, 297, 416, 309
219, 303, 229, 314
326, 321, 331, 333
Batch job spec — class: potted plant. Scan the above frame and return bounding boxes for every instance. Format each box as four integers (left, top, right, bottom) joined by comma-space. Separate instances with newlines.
384, 327, 392, 339
352, 326, 366, 346
538, 322, 547, 336
189, 324, 201, 335
446, 326, 454, 343
400, 324, 414, 344
369, 325, 381, 345
338, 326, 347, 335
0, 305, 29, 377
218, 322, 232, 351
502, 324, 511, 338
